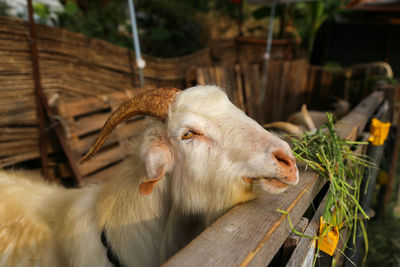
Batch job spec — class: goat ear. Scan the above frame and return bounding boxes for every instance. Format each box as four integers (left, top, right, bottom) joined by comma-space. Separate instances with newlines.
139, 144, 173, 196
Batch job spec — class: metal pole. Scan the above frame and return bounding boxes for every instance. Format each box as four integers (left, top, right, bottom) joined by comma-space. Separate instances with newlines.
260, 0, 277, 103
127, 0, 145, 87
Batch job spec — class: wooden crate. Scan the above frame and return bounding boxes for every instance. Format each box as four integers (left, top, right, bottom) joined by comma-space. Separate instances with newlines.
56, 89, 149, 183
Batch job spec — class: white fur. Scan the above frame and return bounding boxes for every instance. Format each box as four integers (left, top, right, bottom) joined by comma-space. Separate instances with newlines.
0, 86, 298, 266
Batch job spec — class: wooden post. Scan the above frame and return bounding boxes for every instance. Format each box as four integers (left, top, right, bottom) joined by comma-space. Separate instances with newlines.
27, 0, 50, 180
281, 217, 308, 266
381, 85, 400, 214
26, 0, 83, 184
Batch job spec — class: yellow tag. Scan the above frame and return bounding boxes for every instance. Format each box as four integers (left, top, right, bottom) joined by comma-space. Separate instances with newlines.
368, 118, 391, 146
318, 217, 339, 256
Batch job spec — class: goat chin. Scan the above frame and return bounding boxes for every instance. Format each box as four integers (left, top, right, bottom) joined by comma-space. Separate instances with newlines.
0, 85, 298, 267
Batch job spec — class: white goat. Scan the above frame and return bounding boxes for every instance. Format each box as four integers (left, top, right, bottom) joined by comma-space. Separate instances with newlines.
0, 85, 299, 267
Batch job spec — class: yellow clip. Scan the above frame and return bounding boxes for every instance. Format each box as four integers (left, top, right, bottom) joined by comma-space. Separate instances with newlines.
318, 217, 339, 256
368, 118, 391, 146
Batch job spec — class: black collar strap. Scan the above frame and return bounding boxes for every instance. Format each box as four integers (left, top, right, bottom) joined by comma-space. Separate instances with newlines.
101, 230, 125, 267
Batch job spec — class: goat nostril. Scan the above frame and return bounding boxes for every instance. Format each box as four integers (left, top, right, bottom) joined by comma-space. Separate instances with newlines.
272, 150, 293, 167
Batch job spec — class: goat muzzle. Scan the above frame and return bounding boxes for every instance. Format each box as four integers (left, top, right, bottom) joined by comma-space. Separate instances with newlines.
80, 88, 181, 164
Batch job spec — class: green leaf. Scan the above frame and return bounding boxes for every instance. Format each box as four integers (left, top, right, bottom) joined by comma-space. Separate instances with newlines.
33, 3, 50, 20
64, 1, 79, 17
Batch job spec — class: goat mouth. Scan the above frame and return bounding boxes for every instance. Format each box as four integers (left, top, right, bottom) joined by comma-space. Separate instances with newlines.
244, 177, 289, 189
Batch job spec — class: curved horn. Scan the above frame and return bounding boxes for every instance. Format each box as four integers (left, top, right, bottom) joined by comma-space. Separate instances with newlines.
80, 88, 180, 164
300, 104, 316, 132
263, 121, 304, 135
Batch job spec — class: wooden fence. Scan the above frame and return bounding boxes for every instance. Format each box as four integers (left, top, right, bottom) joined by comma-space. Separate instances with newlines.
164, 90, 387, 266
195, 60, 393, 124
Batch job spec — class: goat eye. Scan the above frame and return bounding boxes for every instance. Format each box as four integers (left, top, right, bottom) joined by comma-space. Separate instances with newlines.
182, 130, 194, 140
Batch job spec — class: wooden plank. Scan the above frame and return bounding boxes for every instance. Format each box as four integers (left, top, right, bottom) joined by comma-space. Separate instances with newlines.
245, 171, 323, 267
72, 113, 110, 137
164, 169, 324, 267
281, 217, 309, 265
78, 145, 124, 176
164, 90, 386, 267
242, 65, 256, 119
286, 192, 328, 267
336, 91, 385, 139
0, 152, 39, 168
56, 89, 145, 118
57, 97, 110, 118
278, 61, 290, 121
267, 61, 284, 122
70, 119, 148, 155
380, 85, 400, 214
292, 60, 309, 119
0, 140, 38, 156
0, 127, 38, 141
196, 68, 206, 85
248, 65, 262, 122
234, 65, 246, 111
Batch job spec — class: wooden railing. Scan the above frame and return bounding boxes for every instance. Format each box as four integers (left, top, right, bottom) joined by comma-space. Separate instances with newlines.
163, 90, 386, 267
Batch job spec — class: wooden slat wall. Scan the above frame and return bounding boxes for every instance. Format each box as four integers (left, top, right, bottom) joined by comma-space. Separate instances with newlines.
195, 60, 392, 124
196, 60, 310, 123
163, 91, 385, 267
209, 37, 301, 66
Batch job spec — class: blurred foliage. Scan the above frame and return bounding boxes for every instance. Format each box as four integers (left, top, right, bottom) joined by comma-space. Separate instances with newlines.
367, 75, 399, 86
292, 0, 342, 57
31, 0, 241, 58
134, 0, 242, 57
33, 2, 52, 24
27, 0, 343, 58
34, 0, 132, 48
0, 0, 10, 16
252, 0, 343, 59
135, 0, 209, 57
